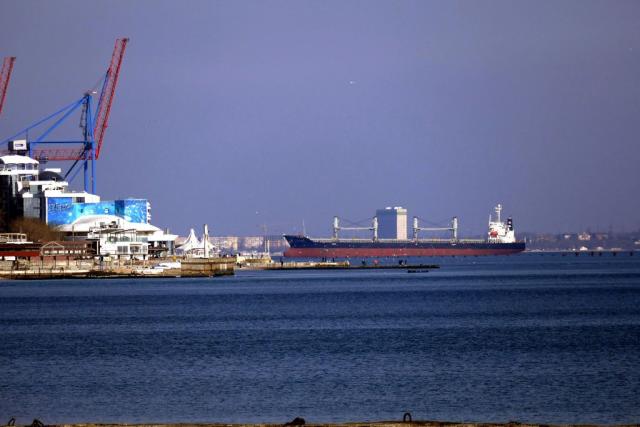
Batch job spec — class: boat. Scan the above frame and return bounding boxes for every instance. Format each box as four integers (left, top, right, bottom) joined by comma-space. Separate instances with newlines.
284, 204, 525, 258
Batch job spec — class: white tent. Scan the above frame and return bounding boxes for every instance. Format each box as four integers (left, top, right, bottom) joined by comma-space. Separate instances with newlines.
176, 228, 201, 254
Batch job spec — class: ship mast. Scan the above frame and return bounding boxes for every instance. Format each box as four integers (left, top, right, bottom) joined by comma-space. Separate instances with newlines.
495, 204, 503, 223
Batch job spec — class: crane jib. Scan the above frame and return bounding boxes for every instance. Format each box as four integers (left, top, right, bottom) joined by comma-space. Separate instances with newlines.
0, 39, 128, 195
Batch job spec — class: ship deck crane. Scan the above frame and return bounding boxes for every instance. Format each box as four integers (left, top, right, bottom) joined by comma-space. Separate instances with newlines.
413, 216, 458, 241
333, 216, 379, 241
0, 56, 16, 117
0, 38, 128, 194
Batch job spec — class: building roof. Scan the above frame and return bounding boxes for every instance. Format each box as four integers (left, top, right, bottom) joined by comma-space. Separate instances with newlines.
177, 228, 201, 252
57, 214, 162, 234
0, 155, 39, 165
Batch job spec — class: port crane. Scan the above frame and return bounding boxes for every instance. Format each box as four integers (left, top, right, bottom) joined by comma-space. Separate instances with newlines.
0, 56, 16, 117
0, 38, 129, 194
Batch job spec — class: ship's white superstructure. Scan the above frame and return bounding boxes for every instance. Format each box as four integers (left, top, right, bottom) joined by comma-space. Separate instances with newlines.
487, 204, 516, 243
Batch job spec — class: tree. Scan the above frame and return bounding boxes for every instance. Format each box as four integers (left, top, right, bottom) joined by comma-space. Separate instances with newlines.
9, 217, 62, 242
0, 207, 6, 232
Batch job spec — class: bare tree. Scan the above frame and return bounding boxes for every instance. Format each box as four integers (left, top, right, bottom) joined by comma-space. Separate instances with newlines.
9, 217, 62, 242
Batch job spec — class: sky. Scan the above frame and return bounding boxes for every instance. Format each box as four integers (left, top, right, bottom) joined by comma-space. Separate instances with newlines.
1, 0, 639, 237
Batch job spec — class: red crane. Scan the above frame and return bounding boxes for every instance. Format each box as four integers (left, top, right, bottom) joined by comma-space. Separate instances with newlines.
93, 38, 128, 159
0, 56, 16, 117
0, 39, 128, 193
18, 38, 128, 162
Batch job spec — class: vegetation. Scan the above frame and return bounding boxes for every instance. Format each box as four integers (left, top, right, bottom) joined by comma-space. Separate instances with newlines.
9, 217, 62, 242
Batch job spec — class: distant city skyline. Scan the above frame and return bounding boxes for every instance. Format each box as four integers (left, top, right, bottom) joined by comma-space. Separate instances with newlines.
1, 0, 639, 236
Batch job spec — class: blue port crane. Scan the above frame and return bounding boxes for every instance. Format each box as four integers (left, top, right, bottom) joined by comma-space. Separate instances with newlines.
0, 38, 129, 194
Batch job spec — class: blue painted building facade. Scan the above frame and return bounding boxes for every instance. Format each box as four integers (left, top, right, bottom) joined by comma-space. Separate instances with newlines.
46, 198, 149, 226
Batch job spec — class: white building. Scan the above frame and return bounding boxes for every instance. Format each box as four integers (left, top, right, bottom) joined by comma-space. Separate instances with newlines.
1, 155, 99, 222
58, 214, 177, 258
1, 154, 177, 257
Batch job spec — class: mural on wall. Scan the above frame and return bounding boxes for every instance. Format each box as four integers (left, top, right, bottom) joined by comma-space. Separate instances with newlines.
47, 198, 148, 225
115, 199, 148, 224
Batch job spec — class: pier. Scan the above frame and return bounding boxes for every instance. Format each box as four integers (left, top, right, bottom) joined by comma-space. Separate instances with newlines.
0, 257, 235, 280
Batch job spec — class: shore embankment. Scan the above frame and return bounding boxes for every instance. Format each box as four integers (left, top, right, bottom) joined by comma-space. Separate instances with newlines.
0, 257, 235, 280
9, 421, 639, 427
0, 257, 439, 280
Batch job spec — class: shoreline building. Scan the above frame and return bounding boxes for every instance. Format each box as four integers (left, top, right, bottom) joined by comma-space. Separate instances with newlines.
0, 154, 176, 258
376, 206, 408, 240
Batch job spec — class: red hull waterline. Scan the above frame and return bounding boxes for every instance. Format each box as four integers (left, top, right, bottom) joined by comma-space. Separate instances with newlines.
284, 247, 524, 257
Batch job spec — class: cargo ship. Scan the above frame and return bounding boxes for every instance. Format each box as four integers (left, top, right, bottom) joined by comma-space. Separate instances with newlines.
284, 204, 525, 257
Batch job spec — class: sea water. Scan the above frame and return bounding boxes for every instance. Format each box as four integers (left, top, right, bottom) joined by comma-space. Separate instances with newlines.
1, 253, 639, 424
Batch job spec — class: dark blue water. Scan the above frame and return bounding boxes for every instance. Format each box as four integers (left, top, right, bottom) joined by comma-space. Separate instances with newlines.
1, 254, 640, 425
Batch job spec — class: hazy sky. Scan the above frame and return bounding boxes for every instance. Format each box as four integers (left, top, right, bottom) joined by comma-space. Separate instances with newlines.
1, 0, 639, 236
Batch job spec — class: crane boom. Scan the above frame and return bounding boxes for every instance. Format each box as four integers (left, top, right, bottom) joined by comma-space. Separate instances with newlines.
0, 39, 128, 193
0, 56, 16, 116
93, 38, 128, 159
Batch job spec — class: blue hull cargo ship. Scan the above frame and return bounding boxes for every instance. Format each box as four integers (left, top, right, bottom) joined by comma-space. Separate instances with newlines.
285, 204, 525, 258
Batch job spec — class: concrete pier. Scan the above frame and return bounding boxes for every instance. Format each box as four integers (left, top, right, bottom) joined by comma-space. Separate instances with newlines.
180, 257, 235, 277
0, 257, 235, 280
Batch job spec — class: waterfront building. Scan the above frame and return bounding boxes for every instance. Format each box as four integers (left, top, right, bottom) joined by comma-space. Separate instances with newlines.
1, 155, 40, 220
59, 215, 177, 258
0, 154, 176, 257
209, 236, 239, 252
1, 155, 100, 223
